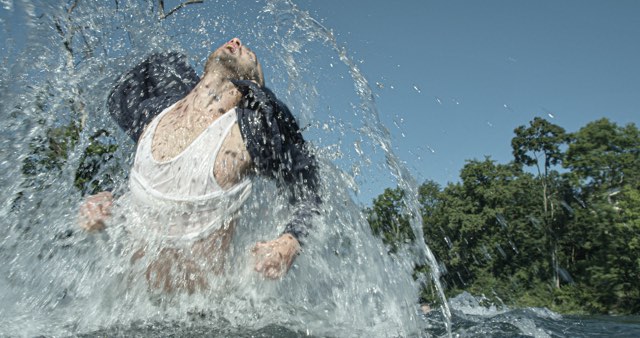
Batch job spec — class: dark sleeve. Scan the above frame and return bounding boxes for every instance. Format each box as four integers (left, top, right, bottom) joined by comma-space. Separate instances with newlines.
232, 80, 321, 242
106, 52, 199, 141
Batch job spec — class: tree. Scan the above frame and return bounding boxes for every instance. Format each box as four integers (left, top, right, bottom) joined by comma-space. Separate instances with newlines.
366, 187, 415, 253
565, 118, 640, 191
420, 158, 547, 300
562, 119, 640, 313
368, 118, 639, 314
511, 117, 570, 289
418, 180, 441, 221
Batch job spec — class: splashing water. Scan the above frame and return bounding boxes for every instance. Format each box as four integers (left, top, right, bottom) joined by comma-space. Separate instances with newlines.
0, 0, 450, 336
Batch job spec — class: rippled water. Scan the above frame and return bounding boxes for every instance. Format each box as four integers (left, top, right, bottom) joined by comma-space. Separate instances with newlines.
2, 1, 639, 337
441, 293, 640, 338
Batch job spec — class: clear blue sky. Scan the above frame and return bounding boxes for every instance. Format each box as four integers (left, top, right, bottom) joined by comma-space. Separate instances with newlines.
296, 0, 640, 195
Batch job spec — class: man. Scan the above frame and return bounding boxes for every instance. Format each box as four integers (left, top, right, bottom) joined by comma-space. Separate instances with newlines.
78, 38, 320, 292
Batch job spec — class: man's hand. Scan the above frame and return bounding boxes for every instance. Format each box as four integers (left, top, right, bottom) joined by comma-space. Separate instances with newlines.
78, 191, 113, 232
252, 233, 300, 279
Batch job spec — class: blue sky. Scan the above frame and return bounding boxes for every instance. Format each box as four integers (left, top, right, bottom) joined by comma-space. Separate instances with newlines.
2, 0, 639, 203
296, 0, 640, 194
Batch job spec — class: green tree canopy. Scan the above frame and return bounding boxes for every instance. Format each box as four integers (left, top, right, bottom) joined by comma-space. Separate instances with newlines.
366, 187, 415, 253
565, 118, 640, 190
368, 117, 640, 315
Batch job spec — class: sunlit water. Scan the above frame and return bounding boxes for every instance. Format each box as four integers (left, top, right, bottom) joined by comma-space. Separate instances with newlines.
1, 1, 639, 337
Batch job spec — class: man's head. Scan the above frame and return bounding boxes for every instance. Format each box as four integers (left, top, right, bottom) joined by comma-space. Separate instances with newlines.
204, 38, 264, 86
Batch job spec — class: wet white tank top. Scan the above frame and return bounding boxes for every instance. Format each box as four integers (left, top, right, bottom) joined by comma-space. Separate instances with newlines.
128, 103, 252, 242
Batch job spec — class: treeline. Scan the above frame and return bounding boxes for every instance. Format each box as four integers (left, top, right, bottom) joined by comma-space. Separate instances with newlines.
367, 117, 640, 315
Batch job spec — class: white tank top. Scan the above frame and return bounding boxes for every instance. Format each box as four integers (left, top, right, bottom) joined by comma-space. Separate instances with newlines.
128, 103, 252, 242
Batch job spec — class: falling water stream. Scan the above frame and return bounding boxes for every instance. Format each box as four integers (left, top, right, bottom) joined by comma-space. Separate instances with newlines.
2, 1, 640, 337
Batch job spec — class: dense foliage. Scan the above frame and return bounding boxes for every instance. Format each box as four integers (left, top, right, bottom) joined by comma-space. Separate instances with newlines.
367, 117, 640, 315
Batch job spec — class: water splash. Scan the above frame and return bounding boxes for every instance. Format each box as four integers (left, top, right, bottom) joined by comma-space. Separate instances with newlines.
0, 0, 449, 336
262, 0, 451, 328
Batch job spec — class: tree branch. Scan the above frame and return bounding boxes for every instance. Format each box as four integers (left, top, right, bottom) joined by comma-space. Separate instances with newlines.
67, 0, 79, 15
159, 0, 203, 19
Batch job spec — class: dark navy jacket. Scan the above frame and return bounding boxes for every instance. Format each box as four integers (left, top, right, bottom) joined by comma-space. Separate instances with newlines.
107, 52, 319, 241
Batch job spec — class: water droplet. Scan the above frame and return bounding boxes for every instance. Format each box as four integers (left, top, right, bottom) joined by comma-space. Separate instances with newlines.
560, 200, 574, 215
412, 84, 421, 93
509, 240, 519, 254
496, 244, 507, 259
425, 146, 436, 153
573, 194, 586, 208
528, 216, 542, 229
444, 236, 453, 249
496, 214, 508, 229
353, 141, 363, 156
558, 267, 574, 283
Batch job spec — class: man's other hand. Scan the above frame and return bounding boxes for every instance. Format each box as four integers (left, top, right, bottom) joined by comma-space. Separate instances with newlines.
78, 191, 113, 232
252, 233, 300, 279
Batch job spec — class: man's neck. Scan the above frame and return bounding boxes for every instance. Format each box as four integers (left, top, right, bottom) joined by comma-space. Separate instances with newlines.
188, 73, 240, 114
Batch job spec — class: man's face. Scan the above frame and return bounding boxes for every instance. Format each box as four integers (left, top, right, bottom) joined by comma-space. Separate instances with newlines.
207, 38, 264, 85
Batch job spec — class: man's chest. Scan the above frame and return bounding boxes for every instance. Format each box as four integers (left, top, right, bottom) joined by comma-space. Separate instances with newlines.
150, 105, 252, 189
